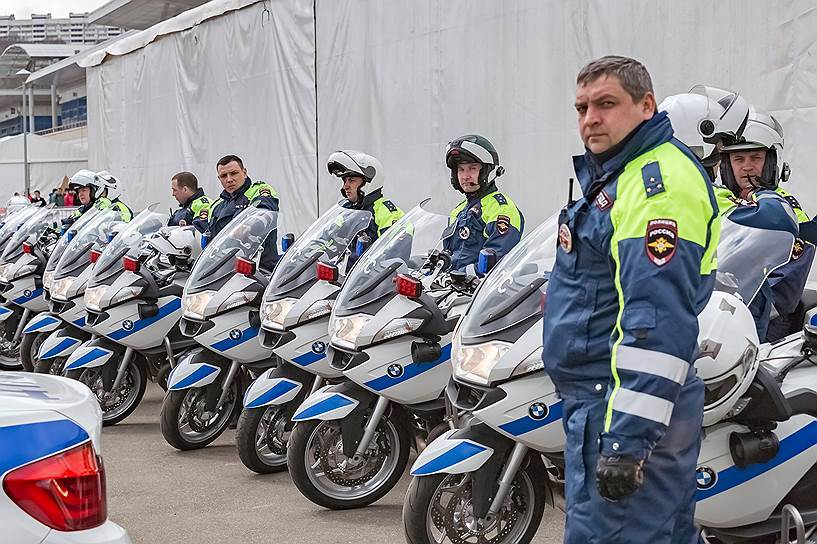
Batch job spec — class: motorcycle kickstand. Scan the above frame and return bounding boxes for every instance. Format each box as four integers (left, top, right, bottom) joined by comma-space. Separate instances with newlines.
353, 397, 390, 458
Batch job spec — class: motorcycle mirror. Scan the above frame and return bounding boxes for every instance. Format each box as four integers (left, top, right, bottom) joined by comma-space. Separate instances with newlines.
281, 233, 295, 252
477, 249, 497, 276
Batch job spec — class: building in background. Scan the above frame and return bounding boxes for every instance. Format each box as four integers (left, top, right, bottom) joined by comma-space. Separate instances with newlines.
0, 13, 124, 44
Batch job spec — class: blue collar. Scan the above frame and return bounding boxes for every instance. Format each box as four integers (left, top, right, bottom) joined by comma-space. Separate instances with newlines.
220, 177, 252, 200
573, 111, 674, 196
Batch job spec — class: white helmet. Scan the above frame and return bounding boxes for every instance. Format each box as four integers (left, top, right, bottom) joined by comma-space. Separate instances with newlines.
327, 151, 384, 196
95, 170, 122, 201
69, 169, 103, 197
695, 291, 760, 426
147, 226, 202, 263
720, 105, 789, 191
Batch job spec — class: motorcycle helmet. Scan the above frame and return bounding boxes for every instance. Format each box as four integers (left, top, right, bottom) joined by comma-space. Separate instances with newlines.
327, 151, 383, 200
68, 169, 103, 198
95, 170, 122, 200
719, 106, 789, 194
445, 134, 504, 193
147, 225, 202, 263
695, 291, 760, 427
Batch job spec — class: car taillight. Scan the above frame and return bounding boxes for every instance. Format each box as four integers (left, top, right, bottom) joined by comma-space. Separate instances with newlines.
89, 249, 102, 263
395, 274, 422, 298
3, 441, 107, 531
123, 255, 140, 272
316, 262, 338, 282
235, 257, 256, 276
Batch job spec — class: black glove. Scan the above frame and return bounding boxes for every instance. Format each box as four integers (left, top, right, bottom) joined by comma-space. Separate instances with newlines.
595, 455, 644, 501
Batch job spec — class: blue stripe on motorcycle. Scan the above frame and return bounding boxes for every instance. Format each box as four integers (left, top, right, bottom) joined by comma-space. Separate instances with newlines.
412, 441, 488, 476
23, 315, 59, 333
0, 420, 89, 476
245, 380, 299, 409
498, 401, 563, 437
292, 351, 325, 367
363, 344, 453, 392
697, 420, 817, 501
211, 326, 260, 352
293, 394, 354, 421
13, 287, 43, 305
109, 298, 181, 340
73, 317, 86, 327
66, 347, 111, 369
170, 365, 219, 390
40, 337, 79, 359
0, 306, 11, 315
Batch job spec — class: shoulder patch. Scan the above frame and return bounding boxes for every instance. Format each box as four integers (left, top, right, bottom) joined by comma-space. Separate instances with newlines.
259, 188, 272, 197
645, 218, 677, 266
199, 208, 209, 220
792, 238, 805, 261
199, 197, 209, 204
493, 193, 508, 206
641, 162, 665, 198
785, 195, 802, 211
594, 189, 613, 211
382, 200, 398, 213
495, 215, 511, 235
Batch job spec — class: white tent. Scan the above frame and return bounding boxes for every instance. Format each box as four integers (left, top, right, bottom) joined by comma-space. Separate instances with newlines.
83, 0, 817, 235
0, 133, 87, 205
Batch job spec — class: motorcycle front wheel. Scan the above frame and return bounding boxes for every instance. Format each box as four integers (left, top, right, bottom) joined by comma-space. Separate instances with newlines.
19, 331, 46, 372
160, 381, 239, 451
66, 360, 147, 427
235, 405, 291, 474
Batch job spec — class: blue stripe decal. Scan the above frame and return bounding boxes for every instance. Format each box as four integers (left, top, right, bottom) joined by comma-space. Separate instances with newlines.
0, 419, 89, 476
40, 337, 79, 359
292, 351, 325, 367
66, 347, 110, 370
412, 441, 488, 476
170, 365, 219, 390
13, 287, 43, 305
0, 306, 11, 315
246, 380, 299, 408
23, 315, 59, 333
498, 401, 564, 437
211, 325, 260, 352
293, 394, 354, 421
73, 317, 86, 327
697, 420, 817, 501
364, 344, 452, 392
109, 298, 181, 340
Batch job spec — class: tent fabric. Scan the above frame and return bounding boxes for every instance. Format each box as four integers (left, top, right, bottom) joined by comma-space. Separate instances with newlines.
0, 133, 87, 203
86, 0, 817, 235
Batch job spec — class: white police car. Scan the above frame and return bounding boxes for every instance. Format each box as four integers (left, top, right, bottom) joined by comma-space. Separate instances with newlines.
0, 372, 131, 543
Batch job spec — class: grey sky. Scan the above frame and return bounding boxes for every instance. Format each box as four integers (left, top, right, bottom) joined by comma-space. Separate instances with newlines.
3, 1, 108, 18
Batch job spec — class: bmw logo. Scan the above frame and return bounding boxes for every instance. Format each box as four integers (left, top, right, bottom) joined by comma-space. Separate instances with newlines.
387, 364, 404, 378
229, 329, 242, 340
122, 320, 134, 331
696, 466, 717, 490
312, 341, 326, 354
23, 289, 32, 298
528, 402, 548, 420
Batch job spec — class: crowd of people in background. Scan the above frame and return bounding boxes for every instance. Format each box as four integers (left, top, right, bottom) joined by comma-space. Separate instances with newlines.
5, 186, 79, 213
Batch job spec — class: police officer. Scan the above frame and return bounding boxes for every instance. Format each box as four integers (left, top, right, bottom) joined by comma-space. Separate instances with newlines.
208, 154, 280, 272
442, 135, 523, 274
169, 171, 210, 231
93, 171, 133, 222
542, 56, 719, 543
327, 150, 403, 243
62, 169, 134, 226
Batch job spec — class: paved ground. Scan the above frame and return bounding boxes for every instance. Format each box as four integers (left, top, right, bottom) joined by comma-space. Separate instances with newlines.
103, 385, 565, 544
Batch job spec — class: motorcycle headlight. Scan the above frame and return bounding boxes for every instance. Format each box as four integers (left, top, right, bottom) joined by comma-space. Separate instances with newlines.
218, 291, 257, 314
182, 290, 216, 320
84, 284, 108, 311
1, 263, 35, 283
42, 270, 54, 291
261, 297, 297, 327
51, 276, 77, 301
452, 340, 512, 385
372, 317, 424, 343
330, 313, 371, 348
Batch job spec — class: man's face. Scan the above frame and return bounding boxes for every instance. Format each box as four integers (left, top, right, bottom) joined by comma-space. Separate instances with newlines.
34, 191, 40, 198
457, 163, 482, 193
729, 149, 767, 191
77, 186, 92, 205
342, 176, 365, 203
217, 160, 247, 193
575, 74, 655, 154
171, 179, 193, 204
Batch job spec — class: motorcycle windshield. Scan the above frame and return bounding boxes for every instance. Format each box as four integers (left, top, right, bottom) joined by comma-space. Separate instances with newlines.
715, 214, 795, 305
0, 206, 40, 253
53, 209, 120, 280
265, 204, 372, 299
334, 201, 450, 313
91, 208, 165, 282
1, 208, 62, 262
456, 213, 558, 342
45, 208, 103, 274
186, 207, 278, 293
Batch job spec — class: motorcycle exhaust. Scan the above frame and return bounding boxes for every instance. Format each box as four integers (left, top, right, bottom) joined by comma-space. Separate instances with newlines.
729, 429, 779, 468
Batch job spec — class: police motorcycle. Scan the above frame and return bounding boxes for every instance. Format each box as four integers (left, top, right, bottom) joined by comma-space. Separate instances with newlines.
31, 209, 122, 377
286, 201, 480, 510
238, 203, 372, 473
161, 206, 279, 450
0, 206, 64, 369
60, 209, 185, 426
405, 212, 817, 544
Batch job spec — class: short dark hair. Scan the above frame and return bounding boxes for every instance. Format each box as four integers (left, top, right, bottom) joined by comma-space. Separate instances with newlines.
576, 55, 654, 102
216, 155, 244, 170
34, 190, 40, 195
172, 171, 199, 191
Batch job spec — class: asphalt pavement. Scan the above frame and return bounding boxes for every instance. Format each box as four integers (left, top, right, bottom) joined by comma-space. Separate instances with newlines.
103, 385, 566, 544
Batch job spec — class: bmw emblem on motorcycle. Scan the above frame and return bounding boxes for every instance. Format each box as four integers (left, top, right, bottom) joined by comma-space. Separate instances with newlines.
229, 328, 242, 340
528, 402, 548, 420
23, 289, 32, 298
696, 466, 717, 490
122, 320, 134, 331
312, 341, 326, 354
387, 363, 404, 378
